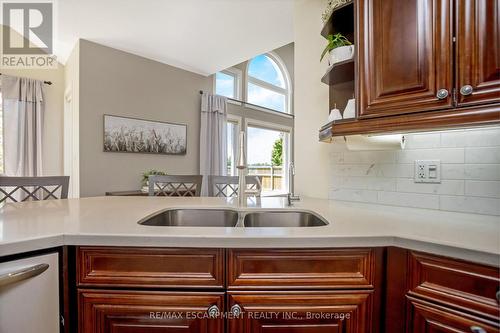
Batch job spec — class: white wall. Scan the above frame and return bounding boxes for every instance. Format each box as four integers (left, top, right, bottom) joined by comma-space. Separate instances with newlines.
328, 127, 500, 216
293, 0, 331, 198
63, 41, 80, 197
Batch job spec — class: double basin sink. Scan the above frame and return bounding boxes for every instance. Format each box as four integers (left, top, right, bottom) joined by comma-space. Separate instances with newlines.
138, 208, 328, 228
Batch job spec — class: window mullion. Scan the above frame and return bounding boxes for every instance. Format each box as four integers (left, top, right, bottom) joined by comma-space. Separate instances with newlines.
247, 76, 287, 95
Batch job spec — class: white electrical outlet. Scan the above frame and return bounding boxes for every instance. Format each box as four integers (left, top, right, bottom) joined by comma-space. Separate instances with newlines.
414, 160, 441, 183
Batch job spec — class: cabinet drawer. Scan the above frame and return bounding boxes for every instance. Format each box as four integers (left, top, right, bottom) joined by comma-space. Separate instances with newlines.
228, 291, 372, 333
77, 247, 224, 288
408, 251, 500, 321
227, 248, 375, 289
79, 290, 224, 333
406, 296, 499, 333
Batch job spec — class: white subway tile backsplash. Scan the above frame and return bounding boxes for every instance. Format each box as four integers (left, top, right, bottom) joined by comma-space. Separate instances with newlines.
343, 151, 396, 164
331, 164, 399, 178
329, 152, 344, 164
328, 126, 500, 216
439, 196, 500, 215
441, 164, 465, 180
396, 164, 414, 178
333, 176, 397, 191
329, 189, 378, 203
464, 164, 500, 180
378, 191, 440, 209
396, 178, 464, 195
440, 131, 467, 148
405, 133, 441, 149
465, 147, 500, 163
397, 148, 464, 164
465, 180, 500, 198
464, 128, 500, 147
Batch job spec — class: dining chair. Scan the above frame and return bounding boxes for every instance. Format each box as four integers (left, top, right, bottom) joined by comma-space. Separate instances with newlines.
207, 175, 262, 197
0, 176, 70, 203
148, 175, 203, 197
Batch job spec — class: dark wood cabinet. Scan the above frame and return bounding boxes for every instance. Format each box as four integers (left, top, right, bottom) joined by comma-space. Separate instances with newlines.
74, 247, 499, 333
408, 251, 500, 321
456, 0, 500, 107
77, 247, 224, 289
228, 292, 372, 333
227, 248, 375, 290
406, 297, 499, 333
358, 0, 453, 118
78, 290, 224, 333
319, 0, 500, 140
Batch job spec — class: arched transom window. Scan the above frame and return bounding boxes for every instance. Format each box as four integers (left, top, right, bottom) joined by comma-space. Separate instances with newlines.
246, 53, 291, 114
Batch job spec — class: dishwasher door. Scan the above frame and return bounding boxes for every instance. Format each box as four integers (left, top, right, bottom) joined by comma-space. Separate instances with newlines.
0, 252, 60, 333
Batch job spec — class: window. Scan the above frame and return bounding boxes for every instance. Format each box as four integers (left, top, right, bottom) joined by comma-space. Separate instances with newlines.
246, 53, 291, 114
221, 52, 293, 196
214, 68, 241, 99
246, 120, 291, 196
226, 120, 239, 176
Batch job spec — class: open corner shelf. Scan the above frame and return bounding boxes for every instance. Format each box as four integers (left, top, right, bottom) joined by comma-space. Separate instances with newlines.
321, 1, 355, 38
321, 59, 355, 85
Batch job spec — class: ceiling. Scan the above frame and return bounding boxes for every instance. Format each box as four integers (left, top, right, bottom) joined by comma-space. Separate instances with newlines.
56, 0, 294, 76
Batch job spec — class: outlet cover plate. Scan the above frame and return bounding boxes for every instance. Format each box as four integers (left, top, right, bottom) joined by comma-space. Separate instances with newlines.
414, 160, 441, 183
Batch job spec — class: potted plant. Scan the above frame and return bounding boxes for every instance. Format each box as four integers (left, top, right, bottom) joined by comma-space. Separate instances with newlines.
320, 33, 354, 66
141, 169, 167, 192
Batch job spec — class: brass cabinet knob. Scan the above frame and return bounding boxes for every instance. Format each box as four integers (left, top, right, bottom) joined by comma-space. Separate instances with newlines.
436, 88, 449, 99
460, 84, 474, 96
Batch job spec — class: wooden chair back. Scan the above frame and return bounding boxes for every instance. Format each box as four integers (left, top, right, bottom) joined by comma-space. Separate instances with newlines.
0, 176, 70, 203
148, 175, 203, 197
207, 175, 262, 197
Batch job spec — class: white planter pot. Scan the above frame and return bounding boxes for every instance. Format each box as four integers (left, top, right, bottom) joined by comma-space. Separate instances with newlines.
329, 45, 355, 65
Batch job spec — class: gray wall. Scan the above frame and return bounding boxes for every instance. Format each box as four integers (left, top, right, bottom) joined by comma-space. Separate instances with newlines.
78, 40, 211, 197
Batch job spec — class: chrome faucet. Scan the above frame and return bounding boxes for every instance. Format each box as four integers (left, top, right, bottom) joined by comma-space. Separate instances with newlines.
236, 131, 247, 207
287, 162, 300, 206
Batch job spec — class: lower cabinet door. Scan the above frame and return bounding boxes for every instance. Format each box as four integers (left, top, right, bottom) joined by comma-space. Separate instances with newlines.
79, 290, 224, 333
406, 297, 499, 333
228, 291, 373, 333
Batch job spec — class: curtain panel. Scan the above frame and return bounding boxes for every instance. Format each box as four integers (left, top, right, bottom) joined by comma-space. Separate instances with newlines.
1, 75, 45, 176
199, 93, 228, 195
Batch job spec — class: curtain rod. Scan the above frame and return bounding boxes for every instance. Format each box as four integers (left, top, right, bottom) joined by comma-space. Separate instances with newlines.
199, 90, 294, 119
0, 73, 52, 85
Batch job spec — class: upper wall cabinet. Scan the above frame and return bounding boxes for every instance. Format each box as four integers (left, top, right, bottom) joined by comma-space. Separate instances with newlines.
456, 0, 500, 107
319, 0, 500, 140
358, 0, 453, 118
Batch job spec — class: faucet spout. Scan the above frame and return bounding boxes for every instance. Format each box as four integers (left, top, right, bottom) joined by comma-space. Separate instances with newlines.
287, 162, 300, 206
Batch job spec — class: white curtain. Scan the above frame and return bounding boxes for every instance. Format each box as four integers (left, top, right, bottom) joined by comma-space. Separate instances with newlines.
2, 75, 45, 176
199, 93, 228, 196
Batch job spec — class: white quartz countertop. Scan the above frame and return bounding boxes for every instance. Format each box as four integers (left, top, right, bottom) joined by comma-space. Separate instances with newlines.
0, 196, 499, 266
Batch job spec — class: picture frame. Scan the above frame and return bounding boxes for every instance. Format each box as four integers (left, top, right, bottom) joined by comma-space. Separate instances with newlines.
103, 114, 187, 155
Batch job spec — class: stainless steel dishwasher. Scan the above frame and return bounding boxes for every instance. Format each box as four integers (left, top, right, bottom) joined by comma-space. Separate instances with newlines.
0, 252, 60, 333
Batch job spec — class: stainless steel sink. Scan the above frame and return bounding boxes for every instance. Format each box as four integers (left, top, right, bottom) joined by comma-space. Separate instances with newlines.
138, 209, 239, 227
243, 211, 328, 227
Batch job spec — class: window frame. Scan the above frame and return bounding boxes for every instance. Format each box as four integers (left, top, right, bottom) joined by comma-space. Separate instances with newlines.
245, 52, 292, 115
213, 67, 242, 102
244, 117, 292, 196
